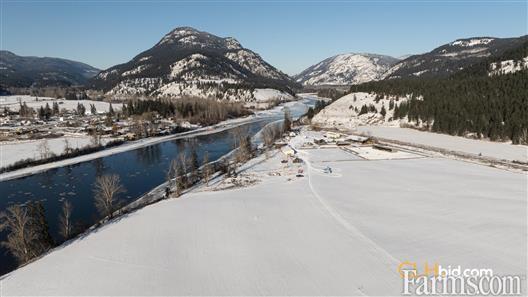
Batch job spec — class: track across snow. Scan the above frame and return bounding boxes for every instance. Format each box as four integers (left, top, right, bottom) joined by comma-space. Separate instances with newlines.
1, 139, 525, 295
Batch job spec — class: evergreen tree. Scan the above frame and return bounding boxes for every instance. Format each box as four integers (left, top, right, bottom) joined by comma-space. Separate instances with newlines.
52, 102, 60, 115
76, 103, 86, 116
358, 104, 368, 115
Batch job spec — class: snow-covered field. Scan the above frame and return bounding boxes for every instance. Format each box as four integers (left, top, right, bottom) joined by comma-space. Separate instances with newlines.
252, 88, 293, 101
0, 95, 121, 114
310, 92, 527, 162
356, 126, 528, 162
0, 135, 111, 168
1, 130, 525, 295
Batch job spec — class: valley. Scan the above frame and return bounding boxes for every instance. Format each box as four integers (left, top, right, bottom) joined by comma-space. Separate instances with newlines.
1, 126, 525, 295
0, 13, 526, 296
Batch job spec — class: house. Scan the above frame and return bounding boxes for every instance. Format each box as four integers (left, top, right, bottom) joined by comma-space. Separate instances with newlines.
347, 135, 371, 144
325, 131, 341, 139
280, 145, 296, 157
124, 133, 136, 140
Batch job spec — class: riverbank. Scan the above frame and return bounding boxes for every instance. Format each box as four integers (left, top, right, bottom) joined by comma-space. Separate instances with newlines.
2, 127, 525, 295
0, 99, 309, 182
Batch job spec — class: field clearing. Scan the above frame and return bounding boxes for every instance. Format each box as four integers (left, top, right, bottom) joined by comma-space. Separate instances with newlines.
356, 126, 528, 162
0, 95, 121, 113
2, 130, 525, 295
0, 135, 112, 168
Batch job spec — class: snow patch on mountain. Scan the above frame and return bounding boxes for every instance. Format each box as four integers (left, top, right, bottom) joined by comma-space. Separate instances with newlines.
489, 56, 528, 76
224, 50, 282, 80
107, 78, 163, 98
96, 69, 118, 80
169, 54, 209, 78
122, 65, 151, 77
295, 53, 399, 86
451, 38, 494, 47
439, 47, 490, 58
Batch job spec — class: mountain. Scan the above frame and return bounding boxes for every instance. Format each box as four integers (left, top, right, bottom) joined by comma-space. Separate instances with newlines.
91, 27, 298, 101
0, 51, 100, 88
346, 39, 528, 145
294, 53, 399, 86
383, 36, 528, 79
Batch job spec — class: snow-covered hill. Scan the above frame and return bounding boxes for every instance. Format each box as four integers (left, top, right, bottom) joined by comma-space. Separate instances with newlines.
294, 53, 398, 86
90, 27, 298, 101
311, 92, 409, 129
383, 36, 527, 79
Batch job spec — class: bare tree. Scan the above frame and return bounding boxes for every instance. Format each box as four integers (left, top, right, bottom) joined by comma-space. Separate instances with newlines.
59, 200, 73, 240
38, 140, 51, 159
0, 205, 39, 265
175, 157, 186, 197
166, 158, 178, 188
179, 151, 189, 188
202, 152, 213, 185
283, 107, 292, 133
235, 133, 252, 165
27, 201, 54, 250
261, 124, 280, 157
93, 174, 124, 219
230, 125, 249, 149
90, 127, 101, 147
63, 138, 72, 155
520, 128, 528, 145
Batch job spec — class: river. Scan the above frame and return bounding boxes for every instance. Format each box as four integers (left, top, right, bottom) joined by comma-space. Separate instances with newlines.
0, 97, 316, 276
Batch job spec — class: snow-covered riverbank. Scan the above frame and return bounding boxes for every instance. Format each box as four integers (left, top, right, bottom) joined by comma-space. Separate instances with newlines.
0, 99, 310, 182
1, 129, 525, 295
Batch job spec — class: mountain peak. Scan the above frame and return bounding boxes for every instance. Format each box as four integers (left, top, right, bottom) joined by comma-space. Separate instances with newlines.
91, 27, 296, 100
156, 27, 242, 51
295, 52, 398, 86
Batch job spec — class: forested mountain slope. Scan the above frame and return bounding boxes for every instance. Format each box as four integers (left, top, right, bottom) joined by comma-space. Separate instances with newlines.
349, 41, 528, 144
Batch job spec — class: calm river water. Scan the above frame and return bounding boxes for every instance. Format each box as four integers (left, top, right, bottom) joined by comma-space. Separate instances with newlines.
0, 98, 315, 275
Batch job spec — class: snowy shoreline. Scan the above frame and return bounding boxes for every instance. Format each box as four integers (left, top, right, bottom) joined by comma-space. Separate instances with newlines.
0, 116, 261, 182
0, 97, 312, 182
1, 128, 525, 295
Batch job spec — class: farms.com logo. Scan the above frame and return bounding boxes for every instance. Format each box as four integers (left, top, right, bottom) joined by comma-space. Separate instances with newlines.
397, 261, 524, 296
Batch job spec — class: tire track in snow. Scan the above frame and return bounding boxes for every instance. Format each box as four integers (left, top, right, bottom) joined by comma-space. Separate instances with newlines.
299, 149, 401, 269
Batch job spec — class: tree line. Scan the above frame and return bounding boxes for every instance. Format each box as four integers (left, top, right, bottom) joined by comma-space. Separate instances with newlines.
122, 97, 251, 125
350, 69, 528, 144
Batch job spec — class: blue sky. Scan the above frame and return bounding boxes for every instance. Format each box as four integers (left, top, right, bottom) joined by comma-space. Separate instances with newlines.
2, 1, 527, 75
